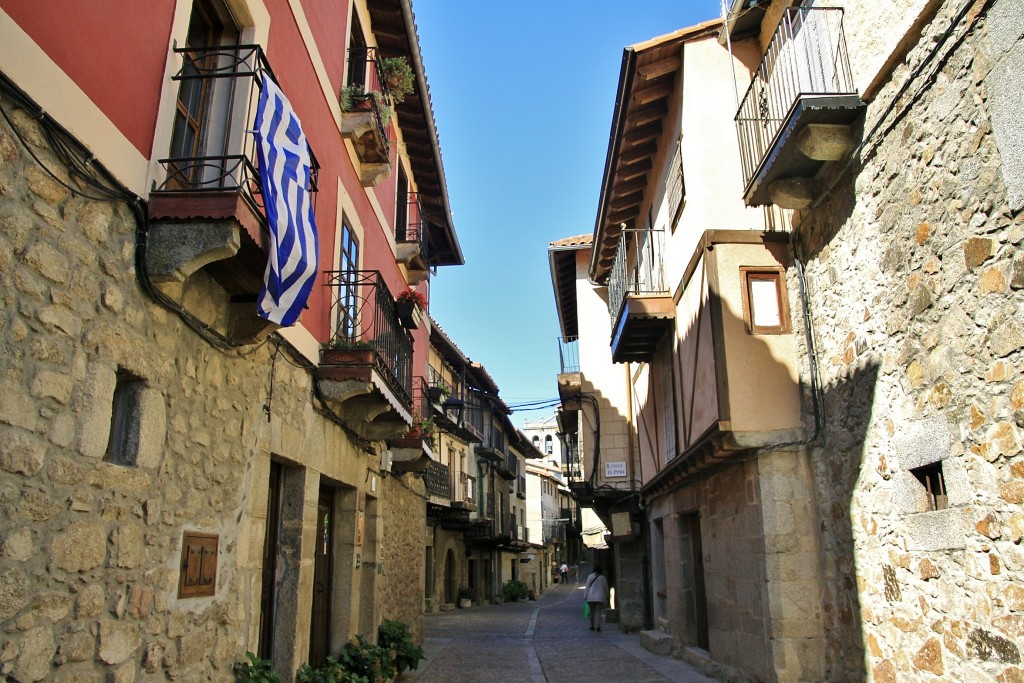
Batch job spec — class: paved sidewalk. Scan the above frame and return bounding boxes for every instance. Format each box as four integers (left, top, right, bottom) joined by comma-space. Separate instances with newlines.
404, 579, 718, 683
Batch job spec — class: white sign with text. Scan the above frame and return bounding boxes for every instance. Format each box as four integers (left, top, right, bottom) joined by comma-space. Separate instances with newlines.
604, 461, 627, 478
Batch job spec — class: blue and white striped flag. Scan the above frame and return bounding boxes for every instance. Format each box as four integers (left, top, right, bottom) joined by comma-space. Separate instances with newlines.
253, 73, 319, 326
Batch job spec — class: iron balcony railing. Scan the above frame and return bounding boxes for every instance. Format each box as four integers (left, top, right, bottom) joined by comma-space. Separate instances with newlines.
607, 228, 668, 322
343, 46, 391, 153
156, 44, 320, 210
734, 7, 855, 190
557, 336, 579, 373
426, 365, 453, 398
458, 473, 475, 504
323, 270, 413, 405
563, 432, 583, 483
423, 460, 451, 499
398, 192, 429, 254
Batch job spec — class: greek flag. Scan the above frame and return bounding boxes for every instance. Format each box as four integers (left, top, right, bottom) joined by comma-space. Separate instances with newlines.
253, 73, 319, 326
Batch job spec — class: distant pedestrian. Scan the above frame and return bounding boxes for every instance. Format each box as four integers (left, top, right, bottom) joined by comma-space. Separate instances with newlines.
560, 562, 568, 583
584, 565, 609, 632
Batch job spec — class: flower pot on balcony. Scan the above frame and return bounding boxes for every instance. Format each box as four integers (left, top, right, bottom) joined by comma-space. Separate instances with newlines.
395, 300, 421, 329
321, 346, 374, 365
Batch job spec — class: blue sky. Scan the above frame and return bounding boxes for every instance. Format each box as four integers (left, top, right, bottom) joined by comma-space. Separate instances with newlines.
415, 1, 723, 424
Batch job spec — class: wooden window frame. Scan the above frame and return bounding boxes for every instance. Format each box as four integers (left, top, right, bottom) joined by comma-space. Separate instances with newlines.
739, 266, 791, 335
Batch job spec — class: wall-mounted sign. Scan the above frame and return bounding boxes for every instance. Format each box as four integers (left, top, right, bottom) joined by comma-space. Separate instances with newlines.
604, 461, 627, 478
611, 512, 633, 538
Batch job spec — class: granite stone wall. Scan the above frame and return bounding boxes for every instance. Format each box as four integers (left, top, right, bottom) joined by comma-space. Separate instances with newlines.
793, 0, 1024, 679
0, 86, 411, 682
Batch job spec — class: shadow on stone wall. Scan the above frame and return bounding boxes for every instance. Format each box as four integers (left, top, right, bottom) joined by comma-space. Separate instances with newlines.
813, 361, 879, 681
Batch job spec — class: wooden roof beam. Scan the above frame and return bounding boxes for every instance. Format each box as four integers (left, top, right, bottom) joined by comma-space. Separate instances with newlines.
632, 82, 673, 106
636, 55, 681, 81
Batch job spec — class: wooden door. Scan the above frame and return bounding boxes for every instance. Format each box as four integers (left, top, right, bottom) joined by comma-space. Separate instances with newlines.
308, 489, 333, 666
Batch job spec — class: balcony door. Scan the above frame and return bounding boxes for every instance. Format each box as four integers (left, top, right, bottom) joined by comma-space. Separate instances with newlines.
335, 220, 360, 341
168, 0, 240, 188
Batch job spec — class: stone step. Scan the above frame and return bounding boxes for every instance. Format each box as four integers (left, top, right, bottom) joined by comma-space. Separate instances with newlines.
639, 629, 673, 656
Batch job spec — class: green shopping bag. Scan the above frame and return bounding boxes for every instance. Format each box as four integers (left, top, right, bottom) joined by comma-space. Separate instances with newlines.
582, 602, 591, 619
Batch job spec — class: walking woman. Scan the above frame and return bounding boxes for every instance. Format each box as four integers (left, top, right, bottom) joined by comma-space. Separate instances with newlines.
584, 565, 609, 632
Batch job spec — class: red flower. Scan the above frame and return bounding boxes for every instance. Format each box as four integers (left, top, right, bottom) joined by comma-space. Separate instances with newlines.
396, 288, 427, 308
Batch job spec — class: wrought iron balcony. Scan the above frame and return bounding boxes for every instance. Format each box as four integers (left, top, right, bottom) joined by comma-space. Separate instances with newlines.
452, 472, 476, 510
387, 377, 436, 472
496, 453, 517, 481
735, 7, 864, 207
340, 46, 392, 185
396, 192, 429, 277
562, 432, 584, 483
607, 228, 674, 363
147, 44, 319, 343
319, 271, 414, 440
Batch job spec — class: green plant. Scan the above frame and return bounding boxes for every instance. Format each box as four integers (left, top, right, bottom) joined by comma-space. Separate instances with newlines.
378, 619, 425, 675
235, 652, 281, 683
336, 635, 395, 683
501, 579, 530, 602
339, 84, 366, 112
297, 657, 369, 683
379, 56, 415, 103
457, 586, 473, 602
326, 337, 374, 351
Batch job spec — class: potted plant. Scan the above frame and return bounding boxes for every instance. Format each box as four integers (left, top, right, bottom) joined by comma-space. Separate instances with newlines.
501, 579, 530, 603
378, 618, 425, 677
457, 587, 473, 609
394, 288, 426, 329
321, 338, 375, 366
427, 383, 450, 403
379, 56, 415, 103
339, 83, 368, 112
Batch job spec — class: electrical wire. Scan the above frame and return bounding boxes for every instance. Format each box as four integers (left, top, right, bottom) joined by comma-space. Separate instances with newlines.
0, 70, 376, 453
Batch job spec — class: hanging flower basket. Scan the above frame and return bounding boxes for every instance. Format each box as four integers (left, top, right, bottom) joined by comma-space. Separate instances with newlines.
395, 288, 427, 329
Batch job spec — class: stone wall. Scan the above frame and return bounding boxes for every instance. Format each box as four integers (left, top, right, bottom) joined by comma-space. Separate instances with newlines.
379, 476, 426, 641
0, 87, 411, 681
793, 0, 1024, 679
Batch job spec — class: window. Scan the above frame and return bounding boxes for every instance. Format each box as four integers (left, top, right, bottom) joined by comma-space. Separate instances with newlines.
105, 369, 145, 466
740, 267, 791, 334
395, 165, 409, 240
337, 219, 360, 339
178, 531, 219, 598
167, 0, 240, 187
667, 137, 685, 230
346, 11, 367, 89
911, 463, 948, 511
544, 435, 553, 455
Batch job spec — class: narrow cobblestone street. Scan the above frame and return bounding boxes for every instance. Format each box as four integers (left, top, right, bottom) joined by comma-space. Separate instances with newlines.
404, 579, 718, 683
